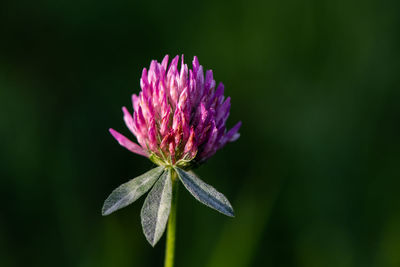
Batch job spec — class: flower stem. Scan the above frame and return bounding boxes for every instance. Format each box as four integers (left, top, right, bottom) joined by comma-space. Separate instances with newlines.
164, 170, 179, 267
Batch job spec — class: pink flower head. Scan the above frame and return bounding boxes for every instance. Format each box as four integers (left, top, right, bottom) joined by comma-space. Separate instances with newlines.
110, 55, 241, 169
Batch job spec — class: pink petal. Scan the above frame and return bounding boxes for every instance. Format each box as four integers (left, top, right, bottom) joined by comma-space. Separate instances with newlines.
148, 60, 158, 84
140, 68, 148, 90
184, 127, 197, 157
160, 107, 171, 137
199, 121, 218, 159
223, 121, 242, 146
161, 55, 169, 74
131, 94, 139, 113
148, 118, 158, 151
205, 70, 215, 93
122, 106, 135, 135
109, 128, 148, 157
196, 65, 204, 95
167, 56, 179, 83
192, 56, 200, 74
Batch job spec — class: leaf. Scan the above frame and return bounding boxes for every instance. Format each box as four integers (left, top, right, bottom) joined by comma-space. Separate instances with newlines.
175, 167, 235, 217
102, 166, 164, 216
140, 170, 172, 246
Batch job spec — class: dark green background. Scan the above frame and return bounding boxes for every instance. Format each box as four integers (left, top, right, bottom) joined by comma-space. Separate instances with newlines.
1, 0, 399, 266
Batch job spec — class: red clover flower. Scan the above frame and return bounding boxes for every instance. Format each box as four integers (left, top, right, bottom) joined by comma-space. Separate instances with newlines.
109, 55, 241, 169
102, 55, 241, 266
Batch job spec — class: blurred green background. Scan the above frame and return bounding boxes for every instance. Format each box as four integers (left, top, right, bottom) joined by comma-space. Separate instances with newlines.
1, 0, 400, 266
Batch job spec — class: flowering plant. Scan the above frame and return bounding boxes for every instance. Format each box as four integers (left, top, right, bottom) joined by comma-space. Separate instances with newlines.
102, 55, 241, 267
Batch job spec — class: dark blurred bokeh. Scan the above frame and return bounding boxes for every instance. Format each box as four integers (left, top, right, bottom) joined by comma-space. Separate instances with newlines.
1, 0, 400, 266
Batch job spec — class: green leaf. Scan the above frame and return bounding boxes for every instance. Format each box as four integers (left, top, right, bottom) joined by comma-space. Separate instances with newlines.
175, 167, 235, 217
102, 166, 164, 216
141, 170, 172, 246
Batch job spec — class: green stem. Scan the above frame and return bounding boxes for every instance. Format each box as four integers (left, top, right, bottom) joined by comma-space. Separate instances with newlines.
164, 170, 179, 267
